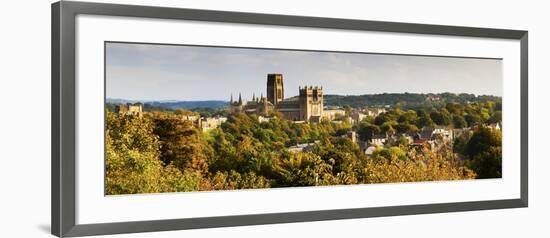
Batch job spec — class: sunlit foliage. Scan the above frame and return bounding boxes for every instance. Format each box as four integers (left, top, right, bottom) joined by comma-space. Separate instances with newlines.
105, 100, 500, 195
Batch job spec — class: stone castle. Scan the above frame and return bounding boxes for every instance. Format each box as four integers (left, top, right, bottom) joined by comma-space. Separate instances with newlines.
229, 74, 324, 122
115, 103, 143, 116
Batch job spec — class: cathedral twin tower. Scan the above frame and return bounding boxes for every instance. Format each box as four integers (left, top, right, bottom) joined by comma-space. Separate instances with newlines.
230, 74, 324, 123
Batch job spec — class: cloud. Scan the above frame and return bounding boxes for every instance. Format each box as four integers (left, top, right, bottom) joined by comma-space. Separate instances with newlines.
106, 43, 502, 101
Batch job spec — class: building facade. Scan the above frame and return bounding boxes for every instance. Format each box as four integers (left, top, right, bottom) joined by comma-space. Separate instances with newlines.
115, 103, 143, 116
230, 74, 324, 122
199, 117, 228, 132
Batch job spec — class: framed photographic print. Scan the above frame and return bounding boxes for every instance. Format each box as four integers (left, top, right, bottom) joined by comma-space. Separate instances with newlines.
52, 1, 528, 237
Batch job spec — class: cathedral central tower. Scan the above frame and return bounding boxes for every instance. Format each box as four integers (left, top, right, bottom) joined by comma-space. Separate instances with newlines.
230, 73, 323, 123
267, 74, 284, 105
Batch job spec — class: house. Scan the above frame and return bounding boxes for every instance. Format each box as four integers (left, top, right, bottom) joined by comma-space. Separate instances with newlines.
413, 126, 453, 142
363, 107, 387, 117
115, 103, 143, 116
180, 115, 200, 127
330, 116, 352, 124
388, 134, 413, 146
181, 115, 199, 122
410, 126, 454, 152
432, 126, 454, 142
412, 127, 433, 141
368, 134, 388, 146
199, 117, 227, 132
258, 116, 273, 123
350, 111, 367, 124
322, 108, 346, 121
409, 139, 435, 151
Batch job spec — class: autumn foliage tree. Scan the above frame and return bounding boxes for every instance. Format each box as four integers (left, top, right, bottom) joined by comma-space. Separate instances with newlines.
105, 113, 202, 194
152, 115, 212, 176
362, 150, 476, 183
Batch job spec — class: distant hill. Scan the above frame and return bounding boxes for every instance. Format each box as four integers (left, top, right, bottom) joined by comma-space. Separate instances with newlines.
146, 101, 228, 110
323, 93, 501, 108
108, 93, 501, 111
107, 99, 228, 110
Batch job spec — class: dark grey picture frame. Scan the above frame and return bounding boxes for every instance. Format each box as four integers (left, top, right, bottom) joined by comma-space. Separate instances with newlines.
51, 1, 528, 237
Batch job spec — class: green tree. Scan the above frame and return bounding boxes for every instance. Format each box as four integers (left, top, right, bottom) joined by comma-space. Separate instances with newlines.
488, 111, 502, 124
380, 121, 398, 135
416, 110, 434, 128
397, 110, 418, 124
464, 114, 481, 127
463, 127, 502, 178
357, 122, 380, 141
372, 147, 407, 161
452, 115, 468, 128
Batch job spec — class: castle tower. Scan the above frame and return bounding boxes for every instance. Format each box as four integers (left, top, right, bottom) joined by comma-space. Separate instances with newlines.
267, 74, 284, 106
313, 86, 323, 119
299, 86, 323, 122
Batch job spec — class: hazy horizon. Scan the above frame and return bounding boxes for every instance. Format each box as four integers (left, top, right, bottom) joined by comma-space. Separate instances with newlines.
106, 42, 503, 101
106, 91, 502, 103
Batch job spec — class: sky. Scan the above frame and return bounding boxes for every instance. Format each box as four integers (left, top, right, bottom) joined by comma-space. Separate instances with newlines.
106, 42, 502, 101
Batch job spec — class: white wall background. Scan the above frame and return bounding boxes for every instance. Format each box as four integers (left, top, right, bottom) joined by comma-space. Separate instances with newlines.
0, 0, 546, 237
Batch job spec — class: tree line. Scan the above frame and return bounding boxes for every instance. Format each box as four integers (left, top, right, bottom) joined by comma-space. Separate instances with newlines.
355, 100, 501, 140
324, 92, 501, 108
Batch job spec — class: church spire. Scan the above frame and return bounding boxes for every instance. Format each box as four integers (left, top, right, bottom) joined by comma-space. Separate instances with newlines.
252, 93, 256, 101
230, 93, 233, 103
238, 93, 242, 104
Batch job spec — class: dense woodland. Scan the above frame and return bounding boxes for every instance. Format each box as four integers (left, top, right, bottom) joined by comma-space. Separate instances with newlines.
106, 98, 502, 195
323, 92, 501, 108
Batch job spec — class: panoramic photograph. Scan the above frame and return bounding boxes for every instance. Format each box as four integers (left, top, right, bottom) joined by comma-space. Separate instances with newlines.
105, 42, 503, 195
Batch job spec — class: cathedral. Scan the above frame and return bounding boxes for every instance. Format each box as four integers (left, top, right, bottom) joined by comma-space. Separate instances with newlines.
229, 74, 324, 123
